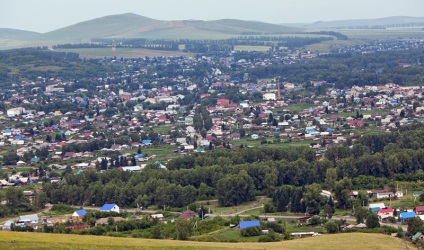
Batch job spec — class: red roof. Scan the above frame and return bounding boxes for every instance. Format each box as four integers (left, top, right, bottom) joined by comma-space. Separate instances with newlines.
415, 206, 424, 213
178, 210, 196, 220
378, 208, 394, 214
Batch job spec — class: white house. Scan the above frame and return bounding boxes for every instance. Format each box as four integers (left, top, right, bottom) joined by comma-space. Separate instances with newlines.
263, 93, 276, 101
100, 203, 120, 213
7, 107, 25, 117
18, 214, 39, 224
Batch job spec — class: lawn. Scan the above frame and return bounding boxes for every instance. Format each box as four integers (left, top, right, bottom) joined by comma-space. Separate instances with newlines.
0, 231, 412, 250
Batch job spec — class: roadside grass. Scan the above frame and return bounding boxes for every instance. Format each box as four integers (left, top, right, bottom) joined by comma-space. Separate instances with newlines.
0, 231, 412, 250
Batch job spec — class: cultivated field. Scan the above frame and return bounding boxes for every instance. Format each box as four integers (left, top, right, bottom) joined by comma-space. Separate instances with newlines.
0, 231, 412, 249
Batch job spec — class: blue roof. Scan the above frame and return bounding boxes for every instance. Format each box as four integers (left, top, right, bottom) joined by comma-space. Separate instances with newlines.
15, 135, 23, 140
100, 203, 117, 211
413, 191, 423, 196
75, 209, 87, 216
134, 154, 144, 159
239, 220, 260, 229
76, 169, 83, 175
74, 120, 80, 124
399, 212, 416, 220
4, 129, 11, 133
327, 128, 333, 132
142, 139, 151, 144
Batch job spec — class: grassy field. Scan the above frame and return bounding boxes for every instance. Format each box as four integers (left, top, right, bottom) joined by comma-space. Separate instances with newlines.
196, 197, 269, 215
305, 39, 365, 53
55, 48, 194, 59
0, 231, 412, 249
229, 137, 313, 148
340, 28, 424, 40
233, 45, 271, 52
202, 228, 262, 242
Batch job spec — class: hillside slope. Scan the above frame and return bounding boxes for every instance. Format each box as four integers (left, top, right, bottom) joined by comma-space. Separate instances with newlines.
303, 16, 424, 29
0, 28, 40, 39
36, 13, 302, 42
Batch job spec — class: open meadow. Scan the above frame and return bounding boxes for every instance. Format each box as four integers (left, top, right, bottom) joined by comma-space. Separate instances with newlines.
0, 231, 412, 250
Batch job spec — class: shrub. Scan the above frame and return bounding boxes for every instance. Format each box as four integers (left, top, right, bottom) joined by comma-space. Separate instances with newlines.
51, 204, 75, 213
240, 226, 261, 237
325, 220, 338, 234
258, 232, 283, 242
264, 222, 284, 234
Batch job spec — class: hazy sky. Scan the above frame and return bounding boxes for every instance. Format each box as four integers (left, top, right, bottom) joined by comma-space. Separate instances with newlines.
1, 0, 423, 33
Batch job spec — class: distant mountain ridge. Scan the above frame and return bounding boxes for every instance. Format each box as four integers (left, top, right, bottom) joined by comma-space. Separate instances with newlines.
296, 16, 424, 29
0, 28, 40, 39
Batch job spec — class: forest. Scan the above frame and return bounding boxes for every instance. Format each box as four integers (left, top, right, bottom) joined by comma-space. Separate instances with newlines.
0, 122, 420, 219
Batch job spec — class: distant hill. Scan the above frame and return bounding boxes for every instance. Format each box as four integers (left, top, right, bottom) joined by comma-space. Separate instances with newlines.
35, 13, 303, 42
0, 28, 39, 39
299, 16, 424, 29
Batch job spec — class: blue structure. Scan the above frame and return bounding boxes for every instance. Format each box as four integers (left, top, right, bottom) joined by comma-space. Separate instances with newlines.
142, 139, 152, 144
239, 220, 260, 229
399, 212, 416, 221
74, 209, 87, 216
134, 154, 144, 159
15, 135, 24, 140
100, 203, 118, 212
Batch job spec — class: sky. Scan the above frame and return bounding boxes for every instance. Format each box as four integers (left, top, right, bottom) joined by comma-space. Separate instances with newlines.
1, 0, 423, 33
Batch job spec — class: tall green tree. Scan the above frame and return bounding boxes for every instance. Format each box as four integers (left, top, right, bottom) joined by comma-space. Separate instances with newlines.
217, 170, 254, 207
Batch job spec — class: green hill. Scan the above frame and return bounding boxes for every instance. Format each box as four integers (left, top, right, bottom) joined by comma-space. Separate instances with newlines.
35, 13, 303, 42
0, 28, 39, 39
0, 231, 413, 250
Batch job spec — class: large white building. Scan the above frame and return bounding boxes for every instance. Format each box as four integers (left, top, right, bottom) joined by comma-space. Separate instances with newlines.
263, 93, 276, 101
7, 107, 25, 117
